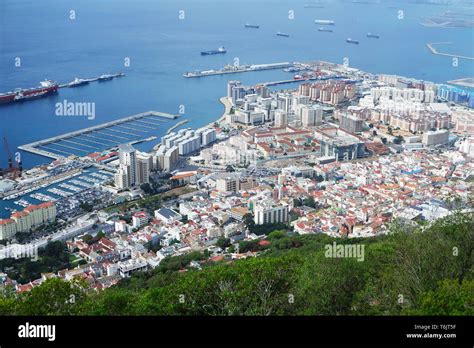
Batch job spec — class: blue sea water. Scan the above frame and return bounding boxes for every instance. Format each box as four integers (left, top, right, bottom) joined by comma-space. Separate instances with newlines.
0, 0, 473, 170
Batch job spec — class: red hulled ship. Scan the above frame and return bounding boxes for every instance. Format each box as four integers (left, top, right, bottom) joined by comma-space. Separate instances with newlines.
0, 80, 58, 104
0, 91, 16, 104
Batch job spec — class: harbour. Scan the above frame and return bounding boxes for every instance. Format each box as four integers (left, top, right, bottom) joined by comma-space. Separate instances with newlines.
18, 111, 178, 160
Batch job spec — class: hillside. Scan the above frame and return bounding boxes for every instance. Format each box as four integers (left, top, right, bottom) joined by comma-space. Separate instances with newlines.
0, 212, 472, 316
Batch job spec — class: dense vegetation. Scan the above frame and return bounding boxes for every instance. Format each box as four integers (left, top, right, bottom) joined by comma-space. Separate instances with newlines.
0, 213, 472, 316
0, 241, 71, 284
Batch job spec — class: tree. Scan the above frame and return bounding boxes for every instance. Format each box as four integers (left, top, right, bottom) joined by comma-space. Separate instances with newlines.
393, 135, 404, 145
80, 202, 93, 212
140, 183, 153, 195
243, 213, 255, 229
18, 278, 86, 315
303, 196, 316, 208
82, 234, 93, 243
216, 237, 231, 249
404, 279, 474, 316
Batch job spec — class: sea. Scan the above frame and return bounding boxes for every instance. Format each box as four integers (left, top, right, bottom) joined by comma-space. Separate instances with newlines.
0, 0, 473, 171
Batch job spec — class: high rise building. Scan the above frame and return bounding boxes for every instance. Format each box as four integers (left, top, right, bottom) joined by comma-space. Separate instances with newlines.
118, 144, 137, 187
115, 144, 150, 188
114, 166, 129, 189
300, 105, 322, 127
164, 146, 179, 171
275, 110, 288, 127
422, 129, 449, 146
136, 153, 152, 185
339, 113, 363, 133
0, 219, 17, 240
253, 201, 289, 225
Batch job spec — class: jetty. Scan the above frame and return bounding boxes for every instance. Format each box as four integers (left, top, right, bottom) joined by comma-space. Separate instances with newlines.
426, 42, 474, 61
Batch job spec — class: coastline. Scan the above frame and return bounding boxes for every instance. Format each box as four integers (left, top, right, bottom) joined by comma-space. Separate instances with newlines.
212, 96, 232, 127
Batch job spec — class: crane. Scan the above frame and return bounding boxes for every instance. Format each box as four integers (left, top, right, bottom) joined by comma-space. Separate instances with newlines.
1, 136, 22, 179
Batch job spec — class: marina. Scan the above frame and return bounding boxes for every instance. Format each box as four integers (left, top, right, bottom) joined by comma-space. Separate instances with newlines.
0, 167, 114, 218
18, 111, 178, 160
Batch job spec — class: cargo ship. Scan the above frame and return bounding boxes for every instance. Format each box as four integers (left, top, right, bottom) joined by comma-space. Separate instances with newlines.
68, 78, 90, 87
318, 27, 333, 32
276, 32, 290, 37
244, 23, 259, 28
98, 74, 114, 81
0, 80, 58, 104
314, 19, 335, 25
201, 47, 226, 55
367, 33, 380, 39
346, 38, 359, 44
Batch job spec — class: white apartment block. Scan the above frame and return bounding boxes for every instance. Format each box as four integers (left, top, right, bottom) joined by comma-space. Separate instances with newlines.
254, 201, 289, 225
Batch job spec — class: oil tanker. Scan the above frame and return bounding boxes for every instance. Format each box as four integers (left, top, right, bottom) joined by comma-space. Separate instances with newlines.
0, 80, 58, 104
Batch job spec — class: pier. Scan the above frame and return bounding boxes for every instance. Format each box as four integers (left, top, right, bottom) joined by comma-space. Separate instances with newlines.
19, 111, 178, 159
166, 119, 189, 135
261, 75, 346, 87
183, 62, 293, 78
426, 42, 474, 61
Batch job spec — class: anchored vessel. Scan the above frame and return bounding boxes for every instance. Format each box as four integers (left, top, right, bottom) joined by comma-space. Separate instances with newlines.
68, 78, 90, 87
367, 33, 380, 38
318, 27, 333, 32
201, 47, 226, 55
314, 19, 335, 25
98, 74, 114, 81
346, 38, 359, 44
244, 23, 259, 28
276, 32, 290, 37
0, 80, 58, 104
